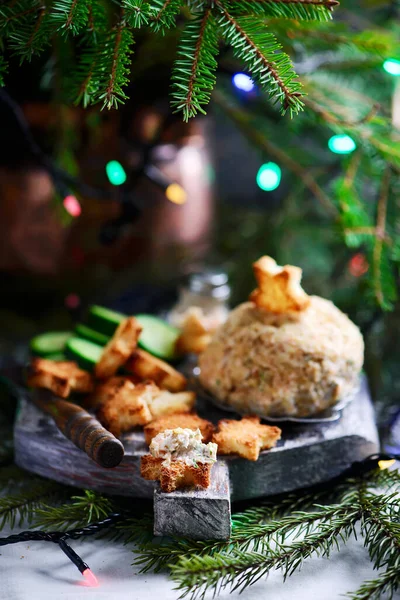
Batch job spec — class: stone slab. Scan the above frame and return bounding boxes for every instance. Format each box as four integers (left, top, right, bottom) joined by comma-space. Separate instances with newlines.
14, 375, 379, 503
153, 460, 231, 540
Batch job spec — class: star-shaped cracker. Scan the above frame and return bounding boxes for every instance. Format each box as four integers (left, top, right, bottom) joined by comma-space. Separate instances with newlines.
141, 455, 213, 493
175, 307, 212, 355
249, 256, 310, 313
212, 416, 281, 461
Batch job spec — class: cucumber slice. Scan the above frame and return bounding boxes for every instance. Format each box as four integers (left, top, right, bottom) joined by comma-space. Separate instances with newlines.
65, 337, 103, 371
136, 314, 181, 361
45, 352, 66, 361
87, 305, 125, 336
74, 324, 110, 346
30, 331, 72, 357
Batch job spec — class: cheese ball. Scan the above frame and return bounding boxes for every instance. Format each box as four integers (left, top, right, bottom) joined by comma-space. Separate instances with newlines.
198, 298, 364, 418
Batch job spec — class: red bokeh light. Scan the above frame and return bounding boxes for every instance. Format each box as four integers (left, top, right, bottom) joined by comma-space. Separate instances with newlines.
348, 253, 369, 277
65, 293, 80, 309
63, 195, 82, 217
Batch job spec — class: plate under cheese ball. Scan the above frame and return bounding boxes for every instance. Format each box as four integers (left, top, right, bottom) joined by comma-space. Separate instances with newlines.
192, 366, 358, 424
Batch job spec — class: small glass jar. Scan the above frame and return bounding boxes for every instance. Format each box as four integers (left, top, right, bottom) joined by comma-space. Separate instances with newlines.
168, 269, 230, 331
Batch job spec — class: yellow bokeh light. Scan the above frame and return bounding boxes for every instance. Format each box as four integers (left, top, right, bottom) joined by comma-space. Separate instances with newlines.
378, 459, 395, 470
166, 183, 187, 205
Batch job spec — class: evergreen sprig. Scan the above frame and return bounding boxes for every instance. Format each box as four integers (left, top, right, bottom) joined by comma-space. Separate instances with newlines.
149, 0, 184, 33
171, 8, 219, 120
216, 5, 303, 115
49, 0, 89, 37
0, 480, 67, 530
0, 0, 336, 116
33, 490, 114, 530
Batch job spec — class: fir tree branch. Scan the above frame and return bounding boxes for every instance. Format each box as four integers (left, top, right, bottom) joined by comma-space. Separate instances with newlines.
215, 3, 303, 115
171, 508, 359, 600
171, 7, 219, 120
0, 1, 42, 32
0, 480, 67, 530
7, 4, 51, 61
123, 0, 153, 28
304, 96, 380, 127
359, 492, 400, 571
371, 169, 394, 309
348, 567, 400, 600
33, 490, 114, 531
149, 0, 183, 33
230, 0, 337, 23
213, 89, 336, 214
92, 19, 134, 109
49, 0, 90, 36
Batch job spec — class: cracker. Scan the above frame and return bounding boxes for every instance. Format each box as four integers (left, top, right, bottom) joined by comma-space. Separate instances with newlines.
144, 413, 214, 445
176, 308, 212, 355
249, 256, 310, 313
149, 390, 195, 419
96, 381, 157, 436
95, 317, 142, 379
140, 455, 213, 492
27, 358, 93, 398
212, 416, 281, 461
84, 375, 142, 410
127, 349, 187, 392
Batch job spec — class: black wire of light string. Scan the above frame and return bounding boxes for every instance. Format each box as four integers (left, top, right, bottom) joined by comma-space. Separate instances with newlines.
0, 511, 126, 581
0, 89, 177, 203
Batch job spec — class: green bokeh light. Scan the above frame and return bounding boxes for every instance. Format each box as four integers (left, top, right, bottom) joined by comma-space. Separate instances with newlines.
383, 58, 400, 76
256, 162, 281, 191
106, 160, 127, 186
328, 134, 356, 155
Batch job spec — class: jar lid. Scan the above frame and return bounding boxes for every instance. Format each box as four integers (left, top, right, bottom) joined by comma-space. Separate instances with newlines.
182, 269, 230, 299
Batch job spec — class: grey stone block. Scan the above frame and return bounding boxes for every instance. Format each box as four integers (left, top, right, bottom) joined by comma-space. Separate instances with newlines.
153, 461, 231, 540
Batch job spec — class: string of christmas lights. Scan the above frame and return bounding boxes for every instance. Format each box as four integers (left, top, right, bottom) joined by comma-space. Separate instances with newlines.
0, 511, 126, 586
0, 90, 187, 233
231, 54, 400, 190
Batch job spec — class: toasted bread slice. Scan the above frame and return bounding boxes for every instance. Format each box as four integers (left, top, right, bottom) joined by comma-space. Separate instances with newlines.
127, 349, 187, 392
140, 455, 213, 492
144, 412, 214, 445
175, 308, 212, 355
249, 256, 310, 314
96, 381, 158, 437
149, 390, 195, 419
84, 375, 141, 410
27, 358, 93, 398
95, 317, 142, 379
212, 416, 281, 461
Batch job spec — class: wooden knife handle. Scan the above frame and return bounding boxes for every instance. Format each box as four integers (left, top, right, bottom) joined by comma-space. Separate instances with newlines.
32, 394, 124, 468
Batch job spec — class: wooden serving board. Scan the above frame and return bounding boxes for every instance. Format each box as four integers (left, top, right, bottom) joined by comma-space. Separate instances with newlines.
14, 376, 378, 540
